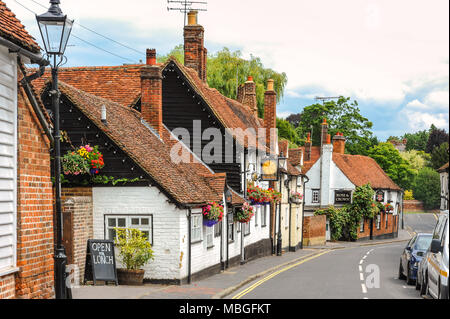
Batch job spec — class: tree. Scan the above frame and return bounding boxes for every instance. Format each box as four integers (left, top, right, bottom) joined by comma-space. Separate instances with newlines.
412, 167, 441, 209
276, 118, 302, 146
296, 97, 376, 155
403, 130, 429, 152
430, 142, 449, 170
285, 113, 302, 127
368, 143, 416, 190
158, 47, 288, 119
426, 125, 449, 154
399, 150, 431, 174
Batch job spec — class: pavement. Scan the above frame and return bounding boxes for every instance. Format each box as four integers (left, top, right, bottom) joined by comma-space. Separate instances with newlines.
72, 228, 413, 300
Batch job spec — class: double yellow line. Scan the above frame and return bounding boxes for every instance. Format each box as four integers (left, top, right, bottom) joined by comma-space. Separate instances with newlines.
232, 250, 332, 299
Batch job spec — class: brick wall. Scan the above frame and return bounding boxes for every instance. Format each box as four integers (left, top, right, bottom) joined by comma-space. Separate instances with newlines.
403, 200, 425, 211
61, 187, 93, 284
358, 213, 398, 240
0, 274, 15, 299
15, 86, 54, 299
141, 62, 163, 136
303, 215, 326, 246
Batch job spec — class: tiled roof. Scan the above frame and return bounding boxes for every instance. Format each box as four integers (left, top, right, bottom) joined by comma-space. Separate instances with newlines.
333, 153, 402, 191
0, 0, 40, 53
290, 146, 321, 173
33, 64, 144, 106
53, 81, 225, 206
438, 162, 449, 173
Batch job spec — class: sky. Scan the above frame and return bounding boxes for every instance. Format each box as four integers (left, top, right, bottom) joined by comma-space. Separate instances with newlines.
6, 0, 449, 141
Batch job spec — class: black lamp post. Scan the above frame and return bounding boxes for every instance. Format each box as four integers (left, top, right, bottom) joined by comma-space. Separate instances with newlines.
276, 152, 287, 256
36, 0, 73, 300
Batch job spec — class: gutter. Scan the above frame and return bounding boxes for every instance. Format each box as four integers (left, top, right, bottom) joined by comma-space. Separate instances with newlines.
0, 36, 48, 66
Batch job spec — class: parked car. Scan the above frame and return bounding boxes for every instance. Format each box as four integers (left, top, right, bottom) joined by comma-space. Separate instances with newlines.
424, 211, 448, 299
399, 233, 433, 285
416, 251, 429, 294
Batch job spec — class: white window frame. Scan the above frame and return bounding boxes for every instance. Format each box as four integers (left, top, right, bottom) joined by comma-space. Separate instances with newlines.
227, 212, 235, 242
376, 215, 381, 230
105, 215, 153, 245
285, 206, 289, 229
312, 189, 320, 204
360, 219, 365, 233
254, 206, 259, 226
205, 225, 214, 248
244, 221, 250, 236
191, 214, 203, 243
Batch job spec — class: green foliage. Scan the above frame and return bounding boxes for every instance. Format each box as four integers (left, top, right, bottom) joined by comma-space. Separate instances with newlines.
430, 142, 449, 170
295, 97, 376, 155
368, 143, 415, 190
276, 118, 302, 146
399, 150, 431, 174
403, 130, 429, 152
315, 184, 379, 241
62, 152, 90, 176
207, 48, 288, 118
115, 228, 154, 270
412, 167, 441, 209
157, 44, 184, 64
159, 46, 288, 118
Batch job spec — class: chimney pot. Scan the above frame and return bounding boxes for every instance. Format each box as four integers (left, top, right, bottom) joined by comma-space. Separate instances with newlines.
247, 76, 254, 82
146, 48, 156, 66
267, 79, 274, 91
187, 10, 198, 25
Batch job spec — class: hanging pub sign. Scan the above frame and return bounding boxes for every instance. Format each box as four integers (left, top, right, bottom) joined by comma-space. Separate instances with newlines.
334, 190, 352, 204
260, 157, 278, 181
84, 240, 118, 285
376, 190, 385, 203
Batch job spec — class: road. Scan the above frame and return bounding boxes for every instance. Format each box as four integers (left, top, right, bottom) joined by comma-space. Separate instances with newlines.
230, 213, 438, 299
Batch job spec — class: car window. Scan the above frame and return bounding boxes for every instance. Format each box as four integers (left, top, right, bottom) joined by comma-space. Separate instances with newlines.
415, 236, 432, 251
407, 236, 416, 248
433, 216, 446, 239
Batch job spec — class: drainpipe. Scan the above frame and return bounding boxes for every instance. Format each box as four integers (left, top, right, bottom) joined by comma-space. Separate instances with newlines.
187, 208, 192, 284
301, 174, 309, 249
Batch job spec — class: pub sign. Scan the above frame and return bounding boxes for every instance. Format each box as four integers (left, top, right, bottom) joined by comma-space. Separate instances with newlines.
376, 190, 385, 203
334, 190, 352, 204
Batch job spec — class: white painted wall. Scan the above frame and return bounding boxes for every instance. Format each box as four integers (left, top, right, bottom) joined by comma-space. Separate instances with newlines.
0, 46, 17, 275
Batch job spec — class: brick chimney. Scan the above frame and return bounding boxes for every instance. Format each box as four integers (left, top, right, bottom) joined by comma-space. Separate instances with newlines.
141, 49, 163, 136
184, 11, 207, 82
242, 76, 258, 117
333, 132, 346, 154
305, 132, 312, 161
264, 79, 277, 152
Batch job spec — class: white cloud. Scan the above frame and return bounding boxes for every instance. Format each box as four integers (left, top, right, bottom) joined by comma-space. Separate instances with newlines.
406, 111, 449, 131
424, 90, 449, 110
6, 0, 449, 106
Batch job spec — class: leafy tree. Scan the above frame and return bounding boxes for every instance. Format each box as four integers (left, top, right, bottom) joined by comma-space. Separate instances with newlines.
296, 97, 375, 155
426, 125, 449, 153
399, 150, 431, 174
368, 143, 415, 190
207, 48, 288, 118
285, 113, 302, 127
412, 167, 441, 209
430, 142, 449, 170
403, 130, 429, 152
276, 118, 302, 146
158, 46, 288, 118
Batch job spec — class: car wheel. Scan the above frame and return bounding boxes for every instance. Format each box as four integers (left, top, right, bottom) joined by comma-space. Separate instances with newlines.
406, 263, 414, 285
420, 273, 427, 296
399, 261, 406, 280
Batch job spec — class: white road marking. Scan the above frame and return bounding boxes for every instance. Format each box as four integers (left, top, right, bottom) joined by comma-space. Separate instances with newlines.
359, 266, 363, 272
359, 260, 364, 265
361, 284, 368, 294
363, 255, 367, 260
360, 273, 364, 281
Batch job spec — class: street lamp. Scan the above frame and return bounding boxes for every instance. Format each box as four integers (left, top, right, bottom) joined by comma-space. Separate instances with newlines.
36, 0, 73, 300
276, 152, 288, 256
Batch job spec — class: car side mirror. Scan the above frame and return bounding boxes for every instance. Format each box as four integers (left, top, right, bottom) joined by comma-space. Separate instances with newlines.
430, 239, 443, 254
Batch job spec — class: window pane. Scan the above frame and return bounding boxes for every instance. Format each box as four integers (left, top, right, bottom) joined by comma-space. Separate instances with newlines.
141, 218, 149, 225
131, 218, 140, 225
108, 219, 116, 227
108, 229, 116, 240
118, 218, 126, 227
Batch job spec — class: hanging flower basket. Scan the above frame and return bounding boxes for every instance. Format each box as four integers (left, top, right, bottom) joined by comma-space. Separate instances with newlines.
62, 145, 105, 176
290, 192, 303, 204
384, 203, 394, 214
202, 202, 224, 227
234, 202, 255, 224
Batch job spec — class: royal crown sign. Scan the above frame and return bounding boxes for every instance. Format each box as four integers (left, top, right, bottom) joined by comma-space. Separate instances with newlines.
376, 190, 385, 203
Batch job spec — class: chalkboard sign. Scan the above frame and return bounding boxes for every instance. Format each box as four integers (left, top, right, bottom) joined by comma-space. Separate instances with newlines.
84, 240, 118, 285
335, 190, 352, 204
